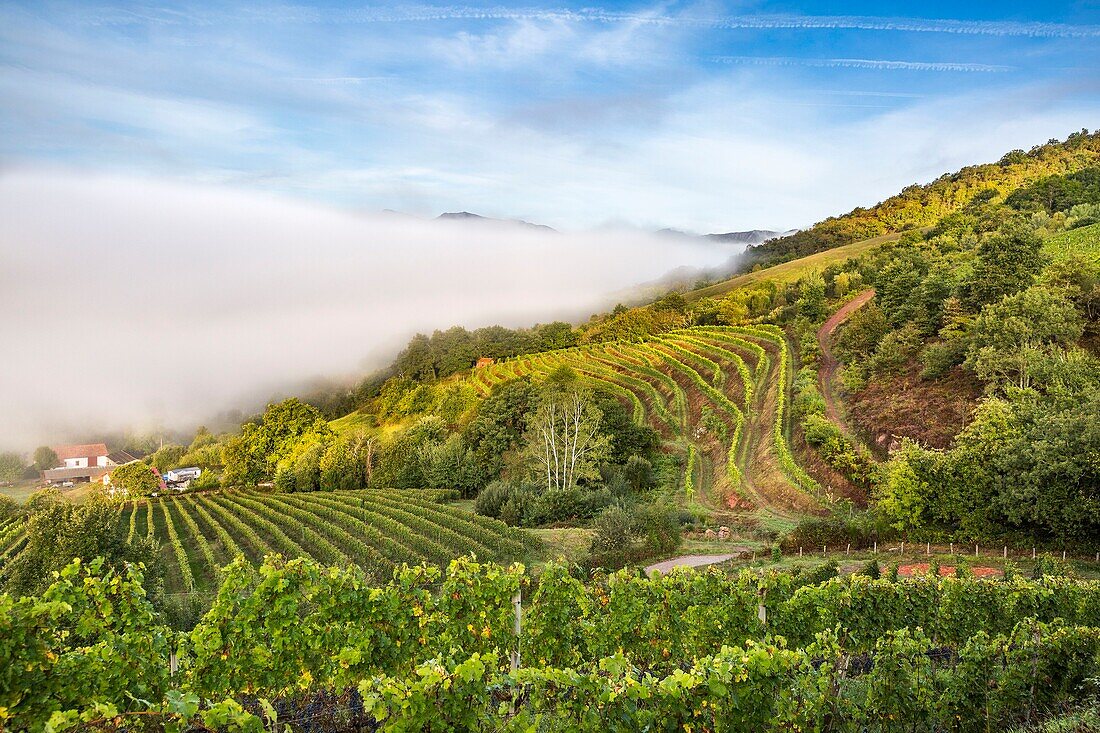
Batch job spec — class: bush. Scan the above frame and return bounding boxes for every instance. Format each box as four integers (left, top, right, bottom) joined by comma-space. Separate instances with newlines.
1033, 553, 1077, 580
586, 503, 682, 570
526, 487, 611, 526
474, 480, 519, 519
793, 561, 838, 588
780, 514, 894, 553
801, 415, 876, 486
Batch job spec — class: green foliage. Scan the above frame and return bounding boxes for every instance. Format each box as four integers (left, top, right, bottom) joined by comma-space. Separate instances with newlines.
876, 378, 1100, 541
149, 444, 187, 471
222, 399, 332, 486
7, 556, 1100, 731
966, 286, 1084, 388
587, 502, 681, 569
962, 223, 1046, 309
747, 130, 1100, 268
33, 446, 58, 471
2, 499, 161, 597
0, 452, 26, 482
109, 460, 160, 498
795, 272, 828, 321
581, 305, 686, 343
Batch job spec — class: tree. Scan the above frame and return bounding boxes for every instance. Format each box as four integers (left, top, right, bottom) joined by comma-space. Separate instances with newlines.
965, 286, 1084, 388
0, 452, 25, 482
221, 399, 332, 486
109, 461, 160, 498
962, 224, 1045, 310
149, 444, 186, 471
795, 273, 827, 321
320, 437, 370, 491
33, 446, 58, 472
462, 380, 536, 490
836, 302, 889, 360
524, 387, 610, 492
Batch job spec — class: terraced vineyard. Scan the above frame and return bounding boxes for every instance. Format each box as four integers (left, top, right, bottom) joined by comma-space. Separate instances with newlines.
471, 325, 827, 521
1, 491, 535, 594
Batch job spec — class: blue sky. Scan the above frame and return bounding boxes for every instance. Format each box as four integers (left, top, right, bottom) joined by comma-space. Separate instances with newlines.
2, 0, 1099, 231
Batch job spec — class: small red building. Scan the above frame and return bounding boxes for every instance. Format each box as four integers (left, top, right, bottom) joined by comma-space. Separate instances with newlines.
475, 357, 495, 368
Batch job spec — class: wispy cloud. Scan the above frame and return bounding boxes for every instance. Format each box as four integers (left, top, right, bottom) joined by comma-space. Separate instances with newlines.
77, 6, 1100, 39
711, 56, 1014, 73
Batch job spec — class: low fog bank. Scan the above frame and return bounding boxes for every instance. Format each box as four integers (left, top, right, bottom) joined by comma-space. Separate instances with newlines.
0, 169, 737, 451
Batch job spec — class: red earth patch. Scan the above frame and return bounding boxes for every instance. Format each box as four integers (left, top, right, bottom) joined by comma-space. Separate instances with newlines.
897, 563, 1002, 578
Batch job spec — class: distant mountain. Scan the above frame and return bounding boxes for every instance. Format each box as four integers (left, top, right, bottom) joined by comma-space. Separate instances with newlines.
656, 227, 795, 245
436, 211, 557, 232
705, 229, 796, 245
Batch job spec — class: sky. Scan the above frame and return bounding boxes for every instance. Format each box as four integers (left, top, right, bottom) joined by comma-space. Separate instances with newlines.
1, 0, 1099, 449
2, 0, 1099, 231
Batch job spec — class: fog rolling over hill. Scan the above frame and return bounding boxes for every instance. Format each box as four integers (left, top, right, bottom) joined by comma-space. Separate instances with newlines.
0, 169, 735, 450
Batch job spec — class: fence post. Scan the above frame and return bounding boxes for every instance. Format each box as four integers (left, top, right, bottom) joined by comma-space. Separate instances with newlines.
1003, 546, 1007, 559
950, 542, 953, 554
1033, 547, 1036, 559
926, 543, 930, 556
846, 543, 851, 555
975, 544, 979, 557
823, 545, 826, 557
511, 590, 522, 673
874, 541, 877, 553
799, 547, 803, 557
1063, 550, 1067, 561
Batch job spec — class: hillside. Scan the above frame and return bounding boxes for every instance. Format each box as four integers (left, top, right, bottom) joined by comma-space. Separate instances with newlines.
744, 130, 1100, 269
4, 132, 1098, 611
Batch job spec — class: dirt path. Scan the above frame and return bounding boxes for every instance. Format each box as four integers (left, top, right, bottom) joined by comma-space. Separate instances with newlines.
645, 552, 748, 575
817, 290, 875, 433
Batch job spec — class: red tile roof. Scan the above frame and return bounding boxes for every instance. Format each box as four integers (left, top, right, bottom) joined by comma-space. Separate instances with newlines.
53, 443, 110, 460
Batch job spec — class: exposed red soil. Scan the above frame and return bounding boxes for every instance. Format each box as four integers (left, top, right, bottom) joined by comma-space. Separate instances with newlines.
848, 364, 983, 450
897, 563, 1002, 578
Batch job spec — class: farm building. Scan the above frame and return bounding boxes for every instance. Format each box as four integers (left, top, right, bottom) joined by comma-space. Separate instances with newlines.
43, 445, 146, 487
42, 443, 111, 485
475, 357, 495, 368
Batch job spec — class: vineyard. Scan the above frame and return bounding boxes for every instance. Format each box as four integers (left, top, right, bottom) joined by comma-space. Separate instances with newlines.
469, 325, 833, 520
9, 555, 1100, 732
0, 491, 536, 594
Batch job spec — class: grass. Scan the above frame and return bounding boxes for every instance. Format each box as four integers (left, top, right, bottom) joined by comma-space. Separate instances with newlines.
1043, 221, 1100, 262
0, 480, 44, 503
529, 527, 595, 567
683, 229, 918, 303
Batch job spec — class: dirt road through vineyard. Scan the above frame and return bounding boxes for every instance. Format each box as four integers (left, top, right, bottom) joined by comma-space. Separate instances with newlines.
817, 290, 875, 433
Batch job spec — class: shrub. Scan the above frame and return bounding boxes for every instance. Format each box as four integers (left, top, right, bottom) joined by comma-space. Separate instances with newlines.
586, 503, 682, 570
1033, 553, 1077, 580
623, 455, 656, 492
474, 480, 518, 519
526, 487, 611, 527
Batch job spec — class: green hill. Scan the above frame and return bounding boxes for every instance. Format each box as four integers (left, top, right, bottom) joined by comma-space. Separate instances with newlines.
745, 130, 1100, 269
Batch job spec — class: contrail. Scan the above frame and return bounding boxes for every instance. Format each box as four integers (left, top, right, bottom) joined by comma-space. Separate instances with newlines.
711, 56, 1014, 73
84, 6, 1100, 39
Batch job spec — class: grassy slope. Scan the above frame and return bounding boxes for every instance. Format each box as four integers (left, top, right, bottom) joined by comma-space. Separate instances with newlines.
1043, 221, 1100, 261
684, 229, 912, 303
